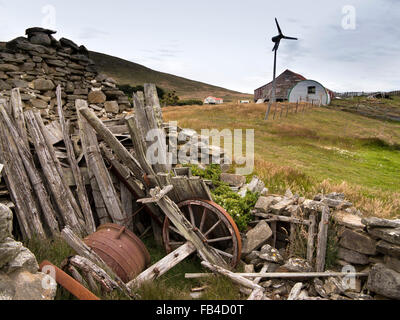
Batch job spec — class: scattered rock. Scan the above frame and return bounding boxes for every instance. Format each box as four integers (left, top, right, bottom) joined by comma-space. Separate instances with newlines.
282, 258, 313, 272
384, 255, 400, 273
333, 211, 365, 230
362, 217, 400, 229
368, 228, 400, 246
338, 247, 370, 265
88, 90, 106, 104
339, 229, 377, 255
104, 101, 120, 114
256, 244, 284, 264
254, 196, 275, 213
376, 240, 400, 259
270, 198, 295, 215
287, 282, 303, 300
242, 221, 272, 255
11, 271, 57, 300
367, 263, 400, 300
32, 78, 55, 91
220, 173, 246, 188
247, 176, 265, 194
0, 204, 13, 241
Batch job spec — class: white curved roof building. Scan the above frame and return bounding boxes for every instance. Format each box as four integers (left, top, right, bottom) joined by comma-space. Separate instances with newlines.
288, 80, 331, 105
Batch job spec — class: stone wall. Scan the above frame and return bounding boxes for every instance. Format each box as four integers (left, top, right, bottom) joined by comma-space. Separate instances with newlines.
0, 27, 131, 122
0, 204, 56, 300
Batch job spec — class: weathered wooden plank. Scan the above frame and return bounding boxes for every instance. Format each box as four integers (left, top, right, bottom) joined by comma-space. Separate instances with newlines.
120, 182, 133, 231
0, 105, 59, 237
61, 227, 132, 298
138, 186, 228, 267
77, 106, 146, 186
307, 213, 317, 264
33, 111, 86, 227
186, 271, 369, 279
77, 100, 127, 227
57, 86, 96, 235
25, 110, 85, 236
201, 261, 264, 290
316, 206, 330, 272
128, 242, 196, 289
44, 121, 63, 145
10, 88, 29, 148
0, 120, 41, 239
247, 264, 269, 300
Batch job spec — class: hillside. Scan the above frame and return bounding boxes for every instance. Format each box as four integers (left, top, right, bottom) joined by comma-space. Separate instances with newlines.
89, 51, 253, 101
163, 103, 400, 218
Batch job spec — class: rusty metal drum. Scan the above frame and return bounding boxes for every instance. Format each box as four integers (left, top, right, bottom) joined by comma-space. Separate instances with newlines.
84, 224, 151, 283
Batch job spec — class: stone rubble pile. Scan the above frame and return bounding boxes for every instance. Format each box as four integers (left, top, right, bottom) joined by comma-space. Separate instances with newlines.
230, 178, 400, 300
0, 204, 56, 300
0, 27, 131, 122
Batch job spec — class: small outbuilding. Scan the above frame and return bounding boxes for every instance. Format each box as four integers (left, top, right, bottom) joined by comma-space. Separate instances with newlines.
204, 96, 224, 105
288, 80, 331, 106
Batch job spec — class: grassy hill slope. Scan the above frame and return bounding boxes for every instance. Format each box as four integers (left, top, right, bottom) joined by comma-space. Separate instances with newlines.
163, 102, 400, 218
89, 51, 253, 101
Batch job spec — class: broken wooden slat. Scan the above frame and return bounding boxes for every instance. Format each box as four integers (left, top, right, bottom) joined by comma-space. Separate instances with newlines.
0, 105, 59, 237
77, 106, 146, 186
25, 110, 85, 236
186, 271, 369, 279
128, 242, 196, 289
61, 226, 132, 298
10, 88, 29, 148
77, 100, 127, 227
0, 120, 43, 239
201, 261, 264, 291
120, 182, 134, 231
137, 186, 228, 268
307, 213, 317, 263
44, 121, 63, 145
316, 205, 330, 272
57, 86, 96, 235
247, 264, 270, 300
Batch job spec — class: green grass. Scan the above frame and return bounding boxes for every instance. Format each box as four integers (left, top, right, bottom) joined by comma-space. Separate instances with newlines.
164, 102, 400, 218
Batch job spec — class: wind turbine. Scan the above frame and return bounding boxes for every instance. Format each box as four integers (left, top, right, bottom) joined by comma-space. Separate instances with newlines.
264, 18, 298, 120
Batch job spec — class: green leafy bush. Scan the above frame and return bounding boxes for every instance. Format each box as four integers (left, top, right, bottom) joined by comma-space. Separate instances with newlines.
188, 164, 259, 232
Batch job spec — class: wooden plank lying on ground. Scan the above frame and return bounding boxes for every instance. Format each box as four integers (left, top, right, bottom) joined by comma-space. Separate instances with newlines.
128, 242, 196, 289
185, 271, 369, 279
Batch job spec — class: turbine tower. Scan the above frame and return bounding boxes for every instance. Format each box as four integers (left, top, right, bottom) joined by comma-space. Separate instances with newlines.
265, 18, 298, 120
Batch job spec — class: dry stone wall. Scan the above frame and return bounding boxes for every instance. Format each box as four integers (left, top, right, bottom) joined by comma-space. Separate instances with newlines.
0, 27, 131, 122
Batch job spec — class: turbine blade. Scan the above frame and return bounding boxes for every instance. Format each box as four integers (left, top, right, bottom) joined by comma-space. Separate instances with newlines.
284, 36, 298, 40
272, 41, 280, 52
275, 18, 283, 36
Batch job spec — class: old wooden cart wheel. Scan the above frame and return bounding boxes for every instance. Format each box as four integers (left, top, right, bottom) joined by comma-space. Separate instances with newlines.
162, 199, 242, 268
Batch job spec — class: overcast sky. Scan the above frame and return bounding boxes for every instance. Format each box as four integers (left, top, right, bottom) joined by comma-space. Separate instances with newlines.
0, 0, 399, 93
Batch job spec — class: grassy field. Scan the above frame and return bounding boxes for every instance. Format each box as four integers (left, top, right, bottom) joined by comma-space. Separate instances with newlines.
163, 101, 400, 218
89, 51, 253, 102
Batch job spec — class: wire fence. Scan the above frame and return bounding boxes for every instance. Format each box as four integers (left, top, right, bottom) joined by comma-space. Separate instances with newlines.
266, 101, 319, 121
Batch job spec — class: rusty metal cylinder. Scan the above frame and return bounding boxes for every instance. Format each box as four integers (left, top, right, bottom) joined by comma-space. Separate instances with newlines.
84, 224, 151, 283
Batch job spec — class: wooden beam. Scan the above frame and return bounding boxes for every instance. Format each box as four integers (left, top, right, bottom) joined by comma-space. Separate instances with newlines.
57, 86, 96, 235
316, 205, 330, 272
77, 100, 127, 227
0, 105, 59, 237
10, 88, 29, 148
186, 272, 369, 279
128, 242, 196, 289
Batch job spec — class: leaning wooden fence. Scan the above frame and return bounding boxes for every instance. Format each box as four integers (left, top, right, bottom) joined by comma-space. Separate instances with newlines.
267, 101, 319, 121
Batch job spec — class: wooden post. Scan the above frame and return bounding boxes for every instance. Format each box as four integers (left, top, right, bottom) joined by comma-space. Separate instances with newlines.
77, 100, 127, 227
128, 242, 196, 289
307, 213, 316, 264
138, 186, 228, 268
0, 106, 59, 237
57, 86, 96, 235
316, 206, 330, 272
295, 101, 299, 113
25, 110, 85, 236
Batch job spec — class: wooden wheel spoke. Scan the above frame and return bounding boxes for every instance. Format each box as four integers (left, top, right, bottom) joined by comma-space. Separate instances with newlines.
199, 207, 207, 232
207, 236, 233, 244
212, 248, 233, 258
188, 204, 195, 226
169, 225, 184, 237
204, 219, 222, 237
169, 241, 185, 246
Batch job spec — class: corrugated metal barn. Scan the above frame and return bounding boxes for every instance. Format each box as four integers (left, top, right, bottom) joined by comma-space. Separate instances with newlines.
254, 69, 306, 102
288, 80, 331, 105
